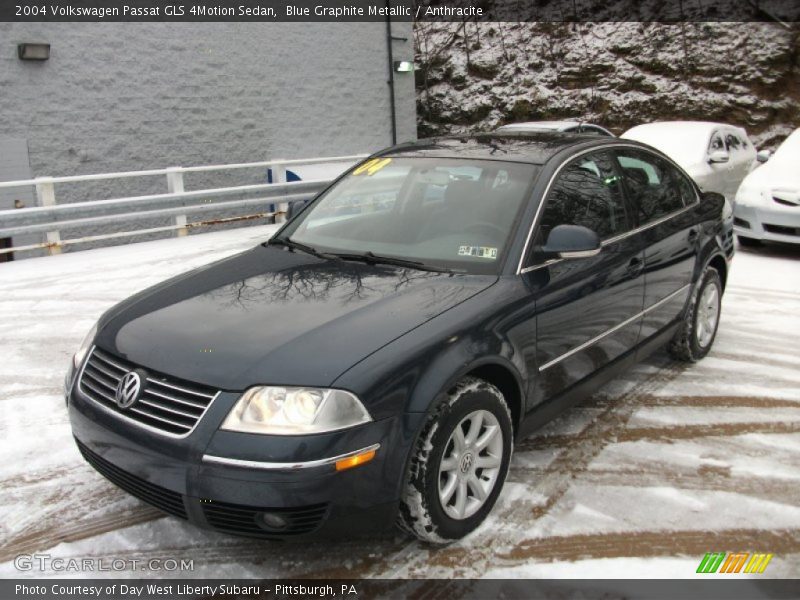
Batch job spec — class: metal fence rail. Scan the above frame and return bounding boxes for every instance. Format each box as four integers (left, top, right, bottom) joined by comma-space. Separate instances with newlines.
0, 154, 367, 256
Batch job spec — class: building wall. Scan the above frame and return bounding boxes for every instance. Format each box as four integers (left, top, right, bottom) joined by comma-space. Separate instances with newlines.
0, 22, 416, 255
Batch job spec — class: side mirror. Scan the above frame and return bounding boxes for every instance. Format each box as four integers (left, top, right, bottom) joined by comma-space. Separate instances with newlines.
285, 199, 310, 221
756, 149, 772, 163
542, 224, 601, 259
708, 150, 730, 164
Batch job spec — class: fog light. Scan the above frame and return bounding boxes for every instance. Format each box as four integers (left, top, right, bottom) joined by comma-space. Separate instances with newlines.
259, 512, 288, 530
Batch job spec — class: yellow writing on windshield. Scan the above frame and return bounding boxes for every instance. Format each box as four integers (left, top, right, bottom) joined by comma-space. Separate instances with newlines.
353, 158, 392, 176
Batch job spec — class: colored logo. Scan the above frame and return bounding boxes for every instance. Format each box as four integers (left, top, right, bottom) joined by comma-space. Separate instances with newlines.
696, 552, 773, 574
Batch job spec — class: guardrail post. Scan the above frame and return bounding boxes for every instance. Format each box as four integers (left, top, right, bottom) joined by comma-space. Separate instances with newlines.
166, 167, 187, 236
34, 177, 61, 254
273, 160, 287, 223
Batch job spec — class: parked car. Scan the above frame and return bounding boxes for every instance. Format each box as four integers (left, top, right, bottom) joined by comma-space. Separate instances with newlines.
67, 132, 733, 543
496, 120, 614, 136
622, 121, 757, 203
734, 128, 800, 246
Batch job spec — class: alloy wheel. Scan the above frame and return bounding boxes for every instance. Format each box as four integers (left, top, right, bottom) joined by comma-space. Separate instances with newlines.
696, 283, 720, 348
437, 409, 504, 520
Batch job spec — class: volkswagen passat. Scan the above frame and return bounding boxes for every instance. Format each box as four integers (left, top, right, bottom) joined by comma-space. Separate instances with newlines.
67, 133, 733, 542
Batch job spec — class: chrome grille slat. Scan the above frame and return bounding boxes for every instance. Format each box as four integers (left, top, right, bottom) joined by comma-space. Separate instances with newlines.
83, 366, 118, 390
147, 377, 215, 400
78, 347, 219, 438
143, 388, 207, 409
138, 397, 202, 420
81, 378, 117, 404
128, 407, 193, 431
87, 360, 122, 381
91, 350, 129, 373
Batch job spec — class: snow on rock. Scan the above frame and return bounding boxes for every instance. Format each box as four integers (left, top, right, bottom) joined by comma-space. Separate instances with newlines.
415, 21, 798, 147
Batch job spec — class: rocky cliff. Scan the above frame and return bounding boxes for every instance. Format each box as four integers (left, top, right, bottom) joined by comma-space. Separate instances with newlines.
414, 21, 799, 147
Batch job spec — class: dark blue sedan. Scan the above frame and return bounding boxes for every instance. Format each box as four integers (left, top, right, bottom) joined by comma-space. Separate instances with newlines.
66, 132, 734, 542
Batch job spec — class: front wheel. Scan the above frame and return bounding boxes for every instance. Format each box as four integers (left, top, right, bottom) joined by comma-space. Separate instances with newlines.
668, 266, 722, 362
398, 377, 513, 543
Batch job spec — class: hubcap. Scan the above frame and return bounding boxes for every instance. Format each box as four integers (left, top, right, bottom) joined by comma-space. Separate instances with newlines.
438, 409, 504, 520
696, 283, 720, 348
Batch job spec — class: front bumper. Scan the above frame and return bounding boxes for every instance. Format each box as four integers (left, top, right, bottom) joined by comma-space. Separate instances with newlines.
733, 203, 800, 244
68, 377, 423, 540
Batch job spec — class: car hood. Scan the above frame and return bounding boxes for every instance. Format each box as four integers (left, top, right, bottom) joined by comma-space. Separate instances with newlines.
743, 160, 800, 191
96, 245, 498, 390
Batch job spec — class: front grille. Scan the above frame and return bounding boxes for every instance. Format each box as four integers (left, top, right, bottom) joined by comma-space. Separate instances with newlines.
76, 439, 187, 519
79, 347, 218, 436
203, 500, 329, 538
764, 223, 800, 237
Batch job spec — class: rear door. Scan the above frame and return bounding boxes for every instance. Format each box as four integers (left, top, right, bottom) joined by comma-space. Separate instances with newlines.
612, 147, 699, 341
522, 150, 645, 405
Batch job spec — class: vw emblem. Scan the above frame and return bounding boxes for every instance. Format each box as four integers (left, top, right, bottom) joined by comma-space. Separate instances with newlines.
115, 371, 143, 409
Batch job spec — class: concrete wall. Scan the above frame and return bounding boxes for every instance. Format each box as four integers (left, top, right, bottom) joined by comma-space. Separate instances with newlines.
0, 22, 416, 255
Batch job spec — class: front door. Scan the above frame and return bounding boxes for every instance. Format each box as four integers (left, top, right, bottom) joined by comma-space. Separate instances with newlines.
522, 150, 645, 406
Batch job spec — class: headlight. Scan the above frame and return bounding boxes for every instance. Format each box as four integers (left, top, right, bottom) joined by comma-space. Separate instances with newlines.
221, 386, 372, 435
73, 322, 97, 369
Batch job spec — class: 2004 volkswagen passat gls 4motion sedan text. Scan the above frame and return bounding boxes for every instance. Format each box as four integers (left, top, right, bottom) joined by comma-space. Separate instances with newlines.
67, 132, 734, 543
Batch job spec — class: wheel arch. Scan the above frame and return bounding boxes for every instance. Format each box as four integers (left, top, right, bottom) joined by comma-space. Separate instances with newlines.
406, 350, 527, 438
707, 252, 728, 291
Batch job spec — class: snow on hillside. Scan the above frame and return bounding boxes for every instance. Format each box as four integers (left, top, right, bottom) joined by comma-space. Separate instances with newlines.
415, 21, 798, 147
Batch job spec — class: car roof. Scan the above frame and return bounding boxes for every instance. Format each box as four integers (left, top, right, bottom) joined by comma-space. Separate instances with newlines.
497, 120, 586, 131
623, 121, 744, 136
377, 131, 612, 165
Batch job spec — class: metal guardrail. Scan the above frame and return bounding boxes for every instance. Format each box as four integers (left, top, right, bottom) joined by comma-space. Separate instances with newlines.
0, 155, 367, 256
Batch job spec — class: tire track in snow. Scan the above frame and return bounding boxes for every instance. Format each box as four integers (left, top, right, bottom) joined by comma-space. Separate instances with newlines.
0, 464, 164, 563
496, 527, 800, 564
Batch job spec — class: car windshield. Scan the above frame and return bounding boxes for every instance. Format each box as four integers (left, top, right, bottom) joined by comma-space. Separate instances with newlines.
278, 157, 538, 274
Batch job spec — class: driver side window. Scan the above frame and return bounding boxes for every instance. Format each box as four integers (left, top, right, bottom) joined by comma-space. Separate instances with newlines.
536, 151, 629, 246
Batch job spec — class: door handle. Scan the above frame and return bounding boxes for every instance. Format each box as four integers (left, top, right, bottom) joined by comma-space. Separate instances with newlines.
688, 228, 699, 243
626, 256, 643, 276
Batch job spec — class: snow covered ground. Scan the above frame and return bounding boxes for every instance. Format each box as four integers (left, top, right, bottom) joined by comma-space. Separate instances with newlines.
1, 226, 798, 579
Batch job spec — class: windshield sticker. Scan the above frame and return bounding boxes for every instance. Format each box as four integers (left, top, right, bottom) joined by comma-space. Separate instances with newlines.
458, 245, 498, 259
353, 157, 392, 176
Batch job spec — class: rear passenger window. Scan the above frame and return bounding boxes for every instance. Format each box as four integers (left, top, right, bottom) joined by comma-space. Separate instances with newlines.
538, 151, 629, 241
614, 149, 689, 224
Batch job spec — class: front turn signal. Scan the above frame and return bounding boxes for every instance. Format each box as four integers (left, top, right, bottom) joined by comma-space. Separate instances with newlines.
335, 448, 377, 472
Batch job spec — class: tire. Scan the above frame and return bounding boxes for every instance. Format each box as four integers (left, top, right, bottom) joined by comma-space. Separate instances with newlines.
398, 376, 513, 543
668, 266, 722, 362
737, 235, 762, 247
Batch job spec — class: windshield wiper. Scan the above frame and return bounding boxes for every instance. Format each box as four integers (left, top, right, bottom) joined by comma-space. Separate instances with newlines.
331, 251, 456, 273
266, 237, 339, 260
